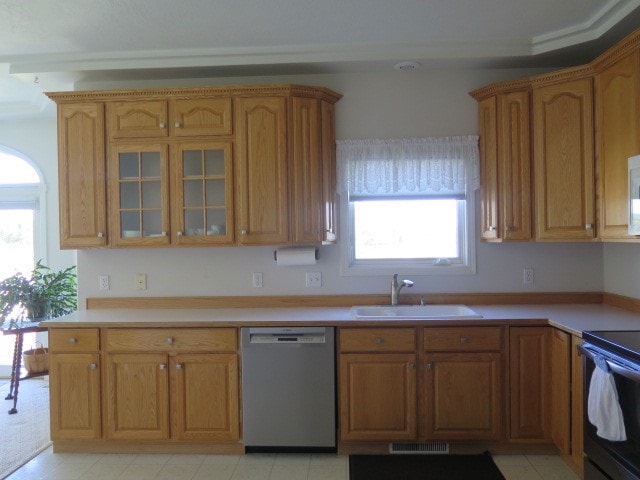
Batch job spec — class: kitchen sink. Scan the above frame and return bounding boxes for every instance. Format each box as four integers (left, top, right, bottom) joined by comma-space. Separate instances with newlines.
351, 304, 483, 320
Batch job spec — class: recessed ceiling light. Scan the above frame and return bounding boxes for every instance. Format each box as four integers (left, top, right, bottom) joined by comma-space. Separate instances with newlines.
394, 61, 421, 71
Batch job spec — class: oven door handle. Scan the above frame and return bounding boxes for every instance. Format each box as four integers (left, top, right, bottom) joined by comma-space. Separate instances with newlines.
578, 343, 640, 383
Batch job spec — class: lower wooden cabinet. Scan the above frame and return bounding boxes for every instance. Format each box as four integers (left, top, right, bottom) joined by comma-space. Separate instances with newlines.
48, 326, 240, 448
105, 352, 239, 441
424, 352, 502, 440
339, 353, 417, 441
338, 326, 504, 443
509, 326, 552, 440
49, 352, 101, 440
49, 328, 101, 440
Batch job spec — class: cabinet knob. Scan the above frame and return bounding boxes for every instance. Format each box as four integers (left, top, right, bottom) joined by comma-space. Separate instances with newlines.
176, 364, 183, 370
97, 232, 104, 238
159, 364, 167, 370
460, 337, 469, 344
177, 231, 183, 237
161, 231, 167, 237
375, 337, 384, 345
505, 226, 512, 232
175, 122, 181, 128
409, 363, 416, 370
426, 362, 433, 370
488, 226, 495, 231
68, 337, 77, 344
241, 229, 247, 236
586, 224, 593, 230
167, 337, 174, 345
159, 123, 166, 129
90, 363, 97, 370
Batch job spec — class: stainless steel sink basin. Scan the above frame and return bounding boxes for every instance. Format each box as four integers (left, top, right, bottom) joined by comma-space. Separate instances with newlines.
351, 304, 483, 320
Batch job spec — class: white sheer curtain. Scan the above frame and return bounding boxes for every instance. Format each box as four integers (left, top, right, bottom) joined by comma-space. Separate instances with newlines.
337, 136, 480, 199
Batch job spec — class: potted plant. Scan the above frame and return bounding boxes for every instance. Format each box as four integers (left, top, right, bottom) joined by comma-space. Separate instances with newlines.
0, 260, 77, 322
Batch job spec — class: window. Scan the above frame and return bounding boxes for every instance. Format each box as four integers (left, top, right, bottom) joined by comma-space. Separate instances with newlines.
337, 137, 478, 276
0, 148, 46, 376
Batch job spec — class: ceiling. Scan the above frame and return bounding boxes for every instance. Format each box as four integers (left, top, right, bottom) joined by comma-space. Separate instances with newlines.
2, 0, 640, 119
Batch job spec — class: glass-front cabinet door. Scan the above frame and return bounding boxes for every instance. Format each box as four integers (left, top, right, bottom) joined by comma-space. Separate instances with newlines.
171, 142, 234, 245
110, 144, 170, 246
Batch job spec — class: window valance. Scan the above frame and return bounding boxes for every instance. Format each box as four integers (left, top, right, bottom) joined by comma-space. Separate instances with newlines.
337, 136, 480, 199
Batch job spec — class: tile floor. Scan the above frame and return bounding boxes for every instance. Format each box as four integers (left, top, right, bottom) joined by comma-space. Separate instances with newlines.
5, 448, 581, 480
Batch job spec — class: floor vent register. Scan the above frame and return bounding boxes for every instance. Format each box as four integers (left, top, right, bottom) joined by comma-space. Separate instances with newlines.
389, 442, 450, 454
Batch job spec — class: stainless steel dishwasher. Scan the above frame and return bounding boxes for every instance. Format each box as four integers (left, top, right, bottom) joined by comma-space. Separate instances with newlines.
241, 327, 336, 452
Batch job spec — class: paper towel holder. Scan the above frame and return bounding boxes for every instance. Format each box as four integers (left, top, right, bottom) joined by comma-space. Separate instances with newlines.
273, 247, 318, 262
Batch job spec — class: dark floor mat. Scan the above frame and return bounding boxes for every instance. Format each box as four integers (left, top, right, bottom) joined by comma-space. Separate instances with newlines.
349, 453, 506, 480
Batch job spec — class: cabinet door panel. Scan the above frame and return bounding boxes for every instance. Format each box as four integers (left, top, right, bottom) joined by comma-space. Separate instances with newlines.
170, 354, 239, 441
509, 326, 551, 440
339, 353, 417, 441
596, 51, 640, 239
171, 141, 235, 245
479, 97, 499, 240
424, 352, 502, 440
499, 91, 532, 240
235, 97, 289, 244
291, 97, 322, 243
170, 98, 232, 137
109, 143, 170, 246
108, 101, 168, 139
49, 353, 101, 440
57, 103, 107, 248
105, 353, 169, 440
533, 78, 595, 240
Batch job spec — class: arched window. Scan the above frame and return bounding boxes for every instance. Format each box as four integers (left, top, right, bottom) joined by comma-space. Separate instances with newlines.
0, 147, 47, 375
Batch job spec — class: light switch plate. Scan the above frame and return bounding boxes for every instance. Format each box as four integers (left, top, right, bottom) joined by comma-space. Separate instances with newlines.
135, 273, 147, 290
306, 272, 322, 287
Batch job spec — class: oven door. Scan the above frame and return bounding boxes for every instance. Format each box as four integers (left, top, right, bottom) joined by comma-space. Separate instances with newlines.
581, 343, 640, 480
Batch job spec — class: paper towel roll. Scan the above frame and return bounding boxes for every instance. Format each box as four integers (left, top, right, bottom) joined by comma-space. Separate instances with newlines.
275, 247, 317, 266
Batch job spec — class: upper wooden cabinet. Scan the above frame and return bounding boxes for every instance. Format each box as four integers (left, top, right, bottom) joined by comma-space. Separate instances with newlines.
471, 27, 640, 243
533, 77, 596, 241
57, 103, 107, 248
477, 92, 532, 241
595, 51, 640, 240
47, 84, 342, 249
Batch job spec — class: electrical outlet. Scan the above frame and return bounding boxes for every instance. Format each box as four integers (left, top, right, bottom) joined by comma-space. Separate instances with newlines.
306, 271, 322, 287
252, 272, 263, 288
523, 268, 534, 284
135, 273, 147, 290
99, 275, 110, 291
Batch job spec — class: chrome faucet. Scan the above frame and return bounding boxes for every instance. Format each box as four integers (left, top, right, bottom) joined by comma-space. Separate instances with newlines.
391, 274, 414, 305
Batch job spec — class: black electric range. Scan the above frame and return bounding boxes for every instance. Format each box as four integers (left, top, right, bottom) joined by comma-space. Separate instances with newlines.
583, 330, 640, 364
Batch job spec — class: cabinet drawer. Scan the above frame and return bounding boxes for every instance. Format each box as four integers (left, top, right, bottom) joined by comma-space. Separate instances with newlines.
105, 328, 237, 352
424, 327, 502, 352
49, 328, 100, 352
340, 328, 416, 352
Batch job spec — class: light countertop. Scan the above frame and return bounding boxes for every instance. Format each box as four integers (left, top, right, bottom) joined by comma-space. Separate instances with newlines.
41, 303, 640, 337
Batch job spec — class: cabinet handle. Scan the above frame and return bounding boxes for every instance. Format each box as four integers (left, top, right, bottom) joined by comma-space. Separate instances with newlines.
68, 337, 77, 344
426, 362, 433, 370
460, 337, 468, 344
159, 364, 167, 370
159, 123, 166, 129
375, 337, 385, 345
175, 122, 181, 128
176, 364, 183, 370
167, 337, 174, 345
97, 232, 104, 238
90, 363, 97, 370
